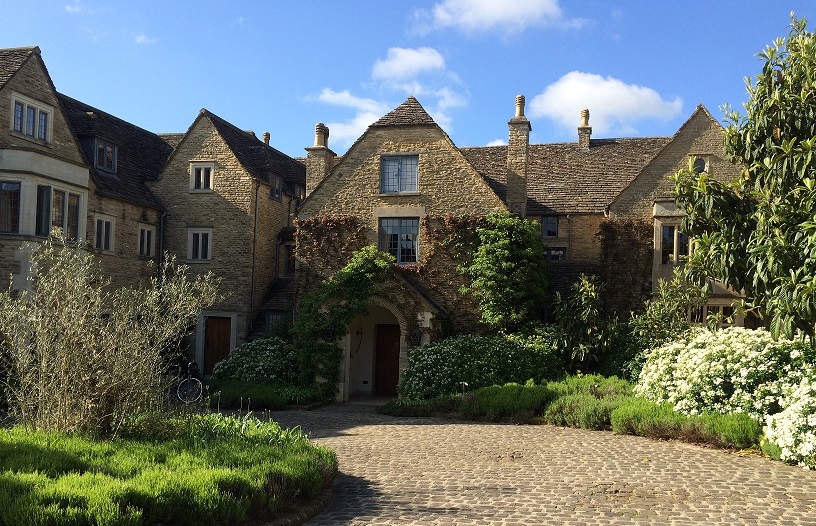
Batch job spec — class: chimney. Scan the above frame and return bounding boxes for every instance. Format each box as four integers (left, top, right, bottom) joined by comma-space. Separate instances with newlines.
578, 108, 592, 150
506, 95, 531, 217
305, 123, 335, 196
262, 131, 270, 145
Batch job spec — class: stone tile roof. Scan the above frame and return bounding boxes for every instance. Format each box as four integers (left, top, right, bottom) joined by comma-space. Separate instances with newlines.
371, 96, 436, 127
0, 46, 38, 89
158, 133, 185, 149
203, 110, 305, 193
58, 93, 170, 210
461, 137, 671, 214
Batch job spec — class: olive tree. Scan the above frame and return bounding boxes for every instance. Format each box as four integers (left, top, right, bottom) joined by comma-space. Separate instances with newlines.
673, 15, 816, 339
0, 240, 219, 436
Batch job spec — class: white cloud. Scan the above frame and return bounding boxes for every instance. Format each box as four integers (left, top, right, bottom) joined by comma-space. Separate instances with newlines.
413, 0, 587, 35
65, 1, 85, 13
372, 47, 445, 81
486, 139, 507, 146
317, 89, 389, 115
135, 33, 157, 45
529, 71, 683, 137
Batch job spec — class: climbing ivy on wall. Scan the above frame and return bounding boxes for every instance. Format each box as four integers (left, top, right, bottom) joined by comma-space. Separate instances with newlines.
597, 217, 654, 319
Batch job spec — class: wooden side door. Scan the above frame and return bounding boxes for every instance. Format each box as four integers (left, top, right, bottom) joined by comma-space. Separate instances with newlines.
374, 324, 401, 395
204, 316, 232, 375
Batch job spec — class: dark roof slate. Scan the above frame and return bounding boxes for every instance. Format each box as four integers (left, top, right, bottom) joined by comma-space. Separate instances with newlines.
461, 137, 671, 214
203, 110, 305, 192
371, 96, 436, 127
58, 93, 171, 209
0, 46, 38, 89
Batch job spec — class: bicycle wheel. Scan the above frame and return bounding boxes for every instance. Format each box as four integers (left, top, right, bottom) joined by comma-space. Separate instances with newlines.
177, 377, 203, 403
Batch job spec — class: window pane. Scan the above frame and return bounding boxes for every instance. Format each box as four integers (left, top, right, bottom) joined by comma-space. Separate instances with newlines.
203, 168, 211, 189
192, 232, 200, 259
52, 190, 66, 236
543, 217, 558, 237
97, 141, 105, 167
0, 182, 20, 233
381, 158, 400, 193
200, 233, 209, 259
67, 194, 79, 241
103, 221, 111, 250
95, 219, 104, 249
36, 185, 52, 236
400, 219, 418, 263
38, 111, 48, 141
106, 145, 114, 170
399, 156, 417, 192
379, 219, 400, 259
25, 107, 35, 136
13, 102, 23, 132
661, 225, 675, 264
146, 230, 152, 256
678, 231, 690, 259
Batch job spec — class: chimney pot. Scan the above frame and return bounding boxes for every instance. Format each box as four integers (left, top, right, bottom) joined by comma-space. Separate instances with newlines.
262, 131, 270, 145
246, 130, 255, 137
515, 95, 526, 118
314, 123, 329, 148
578, 108, 592, 150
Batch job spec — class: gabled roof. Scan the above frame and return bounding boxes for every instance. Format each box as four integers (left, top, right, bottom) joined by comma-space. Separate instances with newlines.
371, 96, 436, 127
0, 46, 38, 89
202, 110, 305, 193
461, 137, 671, 215
58, 93, 170, 209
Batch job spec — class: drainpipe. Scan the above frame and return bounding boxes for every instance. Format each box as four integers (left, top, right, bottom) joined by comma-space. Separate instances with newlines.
248, 180, 260, 337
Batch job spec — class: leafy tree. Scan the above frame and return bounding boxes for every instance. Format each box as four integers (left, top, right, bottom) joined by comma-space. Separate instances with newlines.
460, 211, 548, 330
673, 15, 816, 339
0, 240, 219, 436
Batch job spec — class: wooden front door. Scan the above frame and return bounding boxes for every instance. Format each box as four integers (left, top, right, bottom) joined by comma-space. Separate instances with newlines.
374, 324, 401, 395
204, 316, 232, 375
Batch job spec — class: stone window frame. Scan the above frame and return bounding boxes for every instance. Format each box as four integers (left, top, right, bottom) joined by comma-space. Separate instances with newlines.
189, 161, 215, 192
95, 138, 118, 173
138, 224, 155, 258
10, 92, 52, 144
269, 175, 283, 201
380, 154, 419, 194
691, 154, 711, 174
0, 180, 22, 234
94, 214, 115, 253
187, 228, 212, 262
544, 246, 566, 261
659, 223, 690, 265
542, 216, 558, 238
37, 185, 80, 241
378, 217, 419, 265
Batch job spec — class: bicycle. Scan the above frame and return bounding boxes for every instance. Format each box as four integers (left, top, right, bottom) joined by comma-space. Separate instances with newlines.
176, 361, 203, 404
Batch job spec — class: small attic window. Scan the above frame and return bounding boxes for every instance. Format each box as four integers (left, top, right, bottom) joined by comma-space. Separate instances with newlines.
269, 175, 283, 201
692, 157, 708, 174
95, 139, 117, 173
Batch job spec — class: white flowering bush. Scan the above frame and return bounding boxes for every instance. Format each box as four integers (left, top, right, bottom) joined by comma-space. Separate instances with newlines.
211, 337, 298, 385
400, 334, 563, 400
635, 326, 816, 468
764, 369, 816, 468
635, 327, 814, 419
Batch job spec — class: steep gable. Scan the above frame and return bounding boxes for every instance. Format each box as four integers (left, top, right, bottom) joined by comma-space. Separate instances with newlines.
300, 96, 506, 218
0, 46, 37, 89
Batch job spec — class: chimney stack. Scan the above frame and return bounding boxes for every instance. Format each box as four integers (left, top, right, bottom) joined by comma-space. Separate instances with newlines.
262, 131, 270, 145
305, 122, 335, 196
578, 108, 592, 150
506, 95, 531, 217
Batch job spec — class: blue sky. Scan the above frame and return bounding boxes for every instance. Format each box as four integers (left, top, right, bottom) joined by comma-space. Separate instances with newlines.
4, 1, 815, 157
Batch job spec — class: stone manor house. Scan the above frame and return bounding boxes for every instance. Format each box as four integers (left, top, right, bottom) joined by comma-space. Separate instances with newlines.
1, 46, 742, 400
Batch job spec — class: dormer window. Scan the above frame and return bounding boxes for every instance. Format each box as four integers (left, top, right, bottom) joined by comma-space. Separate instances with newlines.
381, 155, 418, 193
11, 93, 52, 143
95, 139, 117, 172
270, 175, 283, 201
189, 162, 214, 192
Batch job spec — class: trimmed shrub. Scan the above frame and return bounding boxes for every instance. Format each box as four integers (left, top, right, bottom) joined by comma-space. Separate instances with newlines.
611, 398, 689, 438
209, 382, 287, 411
546, 374, 632, 399
400, 334, 564, 400
543, 393, 621, 430
210, 337, 297, 385
461, 382, 555, 422
697, 412, 761, 450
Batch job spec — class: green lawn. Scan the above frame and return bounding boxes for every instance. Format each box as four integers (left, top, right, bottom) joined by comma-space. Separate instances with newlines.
0, 412, 336, 526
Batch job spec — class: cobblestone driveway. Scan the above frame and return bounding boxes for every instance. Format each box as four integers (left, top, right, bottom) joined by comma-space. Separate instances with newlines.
270, 401, 816, 525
